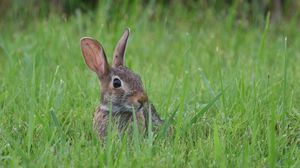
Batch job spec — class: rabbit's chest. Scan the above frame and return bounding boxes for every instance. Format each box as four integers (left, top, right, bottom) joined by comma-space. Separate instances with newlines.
93, 106, 146, 138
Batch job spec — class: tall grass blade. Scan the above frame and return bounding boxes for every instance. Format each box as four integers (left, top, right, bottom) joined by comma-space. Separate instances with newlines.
199, 69, 221, 110
189, 91, 223, 125
282, 37, 288, 117
49, 108, 60, 127
213, 121, 226, 168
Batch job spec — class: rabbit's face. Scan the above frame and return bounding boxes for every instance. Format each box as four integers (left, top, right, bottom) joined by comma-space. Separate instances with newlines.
80, 28, 148, 113
100, 66, 148, 113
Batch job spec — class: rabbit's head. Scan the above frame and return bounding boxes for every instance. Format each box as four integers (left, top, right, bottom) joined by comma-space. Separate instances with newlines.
80, 28, 148, 113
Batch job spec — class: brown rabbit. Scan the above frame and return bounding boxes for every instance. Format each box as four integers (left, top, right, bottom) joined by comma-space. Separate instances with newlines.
80, 28, 164, 138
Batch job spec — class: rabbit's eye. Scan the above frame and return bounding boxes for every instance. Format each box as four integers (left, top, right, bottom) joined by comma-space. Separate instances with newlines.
113, 78, 122, 88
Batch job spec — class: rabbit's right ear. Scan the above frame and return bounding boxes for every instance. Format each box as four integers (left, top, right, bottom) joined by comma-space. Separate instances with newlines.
80, 37, 110, 77
112, 28, 130, 68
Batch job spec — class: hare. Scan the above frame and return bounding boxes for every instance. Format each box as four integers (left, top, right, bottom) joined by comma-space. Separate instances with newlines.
80, 28, 164, 138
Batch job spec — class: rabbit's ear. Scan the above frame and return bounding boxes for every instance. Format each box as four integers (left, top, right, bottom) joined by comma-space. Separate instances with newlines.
80, 37, 110, 77
112, 28, 130, 68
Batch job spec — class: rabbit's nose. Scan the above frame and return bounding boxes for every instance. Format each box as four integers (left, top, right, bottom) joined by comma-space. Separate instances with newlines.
136, 92, 148, 105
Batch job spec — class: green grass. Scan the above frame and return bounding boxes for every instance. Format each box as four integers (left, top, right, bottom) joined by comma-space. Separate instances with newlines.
1, 4, 300, 167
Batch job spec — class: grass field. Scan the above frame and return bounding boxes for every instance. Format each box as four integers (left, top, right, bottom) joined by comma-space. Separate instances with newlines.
0, 3, 300, 167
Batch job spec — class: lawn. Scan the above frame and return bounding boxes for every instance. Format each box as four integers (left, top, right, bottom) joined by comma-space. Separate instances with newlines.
0, 3, 299, 167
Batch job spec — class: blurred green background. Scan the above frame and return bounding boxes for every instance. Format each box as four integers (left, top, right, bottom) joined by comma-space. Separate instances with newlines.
1, 0, 300, 25
0, 0, 299, 167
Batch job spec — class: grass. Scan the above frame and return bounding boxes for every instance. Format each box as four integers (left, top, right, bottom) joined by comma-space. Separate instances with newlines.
0, 3, 300, 167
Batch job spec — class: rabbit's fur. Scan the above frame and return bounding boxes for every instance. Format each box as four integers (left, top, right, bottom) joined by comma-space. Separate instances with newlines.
80, 28, 164, 138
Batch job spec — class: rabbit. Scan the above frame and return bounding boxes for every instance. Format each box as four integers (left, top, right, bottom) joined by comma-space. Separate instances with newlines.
80, 28, 165, 138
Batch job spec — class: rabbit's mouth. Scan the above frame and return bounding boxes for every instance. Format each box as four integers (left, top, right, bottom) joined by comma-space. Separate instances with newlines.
125, 103, 144, 112
109, 102, 142, 114
104, 94, 146, 113
138, 103, 144, 110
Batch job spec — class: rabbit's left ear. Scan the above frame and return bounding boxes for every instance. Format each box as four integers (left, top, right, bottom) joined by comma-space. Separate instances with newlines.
112, 28, 130, 68
80, 37, 110, 77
